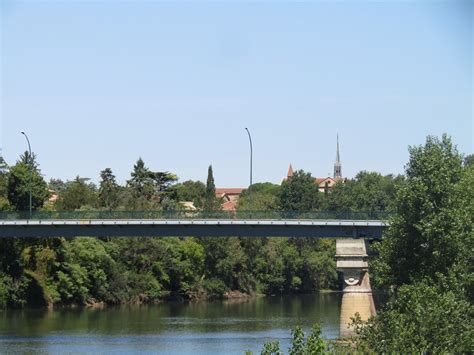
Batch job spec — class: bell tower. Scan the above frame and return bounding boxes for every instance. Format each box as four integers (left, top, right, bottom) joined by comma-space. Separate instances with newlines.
334, 134, 342, 179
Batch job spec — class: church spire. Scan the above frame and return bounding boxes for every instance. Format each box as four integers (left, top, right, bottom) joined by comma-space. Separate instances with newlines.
334, 134, 342, 179
287, 163, 294, 178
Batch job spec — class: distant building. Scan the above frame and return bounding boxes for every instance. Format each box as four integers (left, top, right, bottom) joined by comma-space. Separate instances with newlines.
214, 136, 345, 210
285, 135, 345, 192
215, 188, 245, 211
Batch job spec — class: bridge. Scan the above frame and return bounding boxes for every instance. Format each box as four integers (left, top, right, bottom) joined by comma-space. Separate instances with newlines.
0, 210, 390, 336
0, 211, 389, 238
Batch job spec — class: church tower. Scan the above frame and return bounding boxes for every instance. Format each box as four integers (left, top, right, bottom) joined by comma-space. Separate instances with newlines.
334, 134, 342, 179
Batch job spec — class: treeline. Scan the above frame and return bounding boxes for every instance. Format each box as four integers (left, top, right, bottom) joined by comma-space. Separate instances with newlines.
352, 135, 474, 352
248, 136, 473, 353
0, 151, 406, 309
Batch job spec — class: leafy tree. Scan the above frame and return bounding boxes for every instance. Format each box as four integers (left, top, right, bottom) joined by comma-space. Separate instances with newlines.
355, 135, 473, 353
0, 154, 9, 210
150, 171, 178, 194
353, 277, 473, 353
172, 180, 206, 208
261, 340, 282, 355
56, 176, 98, 211
98, 168, 121, 209
237, 183, 280, 211
7, 151, 49, 211
323, 171, 401, 213
48, 178, 67, 194
0, 154, 7, 175
372, 135, 467, 286
127, 158, 155, 200
306, 324, 326, 354
258, 324, 327, 355
125, 158, 178, 209
464, 153, 474, 167
289, 325, 305, 355
279, 170, 320, 212
203, 165, 220, 211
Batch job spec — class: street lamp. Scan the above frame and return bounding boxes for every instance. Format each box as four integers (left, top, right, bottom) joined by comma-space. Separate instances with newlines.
245, 128, 253, 215
20, 131, 32, 219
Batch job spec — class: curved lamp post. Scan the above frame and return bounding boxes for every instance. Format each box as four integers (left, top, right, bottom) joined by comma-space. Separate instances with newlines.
20, 131, 32, 219
245, 128, 253, 215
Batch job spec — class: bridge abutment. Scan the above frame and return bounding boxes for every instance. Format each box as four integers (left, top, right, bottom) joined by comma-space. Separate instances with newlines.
336, 238, 376, 337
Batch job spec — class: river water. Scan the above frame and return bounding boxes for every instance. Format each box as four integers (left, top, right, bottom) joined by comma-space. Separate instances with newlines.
0, 293, 341, 354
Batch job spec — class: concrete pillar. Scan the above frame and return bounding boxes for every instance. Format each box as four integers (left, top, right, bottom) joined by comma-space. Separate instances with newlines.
336, 238, 376, 337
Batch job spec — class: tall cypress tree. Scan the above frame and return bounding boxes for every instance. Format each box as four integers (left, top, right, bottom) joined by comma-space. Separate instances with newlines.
203, 165, 219, 211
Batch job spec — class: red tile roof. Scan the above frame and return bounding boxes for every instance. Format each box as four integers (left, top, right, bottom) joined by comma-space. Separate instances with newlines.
221, 200, 237, 211
215, 188, 245, 196
315, 177, 335, 185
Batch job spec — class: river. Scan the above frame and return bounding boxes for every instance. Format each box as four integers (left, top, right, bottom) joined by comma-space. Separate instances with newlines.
0, 293, 341, 354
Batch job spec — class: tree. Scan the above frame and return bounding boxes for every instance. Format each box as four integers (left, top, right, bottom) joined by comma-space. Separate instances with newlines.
203, 165, 220, 211
7, 152, 49, 211
355, 135, 473, 353
127, 158, 155, 200
172, 180, 206, 208
279, 170, 320, 212
125, 158, 178, 209
56, 176, 98, 211
236, 183, 280, 212
98, 168, 121, 209
372, 135, 467, 286
464, 153, 474, 167
353, 277, 473, 353
323, 172, 402, 214
48, 178, 67, 194
0, 154, 9, 210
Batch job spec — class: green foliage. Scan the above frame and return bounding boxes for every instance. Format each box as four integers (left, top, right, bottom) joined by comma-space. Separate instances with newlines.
306, 324, 326, 354
126, 158, 156, 208
355, 135, 473, 353
48, 178, 67, 194
260, 324, 327, 355
464, 153, 474, 167
7, 153, 49, 211
0, 273, 10, 308
279, 170, 320, 211
125, 158, 178, 210
289, 325, 305, 355
372, 135, 468, 286
98, 168, 121, 209
0, 155, 9, 211
323, 171, 401, 212
203, 165, 220, 211
172, 180, 206, 208
353, 279, 473, 353
56, 176, 98, 211
261, 340, 282, 355
200, 278, 228, 299
237, 183, 280, 211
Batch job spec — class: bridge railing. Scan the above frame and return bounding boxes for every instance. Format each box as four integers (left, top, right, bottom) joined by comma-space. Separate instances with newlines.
0, 210, 391, 221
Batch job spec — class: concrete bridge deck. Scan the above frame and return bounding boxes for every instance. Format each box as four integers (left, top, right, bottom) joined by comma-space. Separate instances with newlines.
0, 219, 388, 238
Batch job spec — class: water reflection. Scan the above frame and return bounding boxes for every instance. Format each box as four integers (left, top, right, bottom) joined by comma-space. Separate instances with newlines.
0, 294, 342, 354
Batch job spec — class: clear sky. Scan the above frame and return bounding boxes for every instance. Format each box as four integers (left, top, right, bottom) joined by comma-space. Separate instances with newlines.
1, 0, 472, 187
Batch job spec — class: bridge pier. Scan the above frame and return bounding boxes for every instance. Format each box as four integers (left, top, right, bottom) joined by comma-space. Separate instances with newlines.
336, 238, 376, 337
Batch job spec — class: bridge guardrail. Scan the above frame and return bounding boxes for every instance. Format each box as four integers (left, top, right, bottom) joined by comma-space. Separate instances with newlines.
0, 210, 391, 221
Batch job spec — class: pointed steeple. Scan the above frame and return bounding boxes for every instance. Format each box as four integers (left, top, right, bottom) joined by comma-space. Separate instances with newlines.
287, 164, 294, 178
334, 134, 342, 179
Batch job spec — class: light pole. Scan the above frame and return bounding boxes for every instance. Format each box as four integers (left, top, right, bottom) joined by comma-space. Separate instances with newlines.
245, 128, 253, 215
20, 131, 32, 219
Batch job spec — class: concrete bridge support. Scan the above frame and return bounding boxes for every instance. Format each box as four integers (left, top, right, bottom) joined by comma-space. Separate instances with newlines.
336, 238, 376, 337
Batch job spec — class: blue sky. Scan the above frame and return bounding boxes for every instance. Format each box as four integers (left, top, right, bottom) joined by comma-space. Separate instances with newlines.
1, 0, 472, 187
